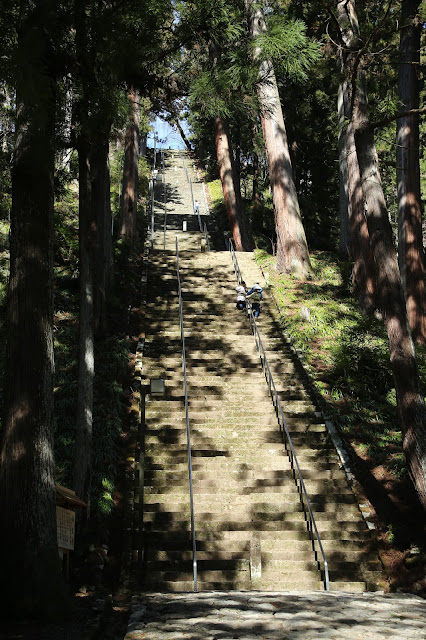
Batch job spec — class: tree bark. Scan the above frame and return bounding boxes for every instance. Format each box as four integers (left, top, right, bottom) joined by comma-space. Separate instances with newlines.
337, 1, 376, 312
397, 0, 425, 344
74, 142, 95, 511
247, 0, 311, 277
91, 135, 113, 337
252, 150, 260, 207
0, 0, 68, 619
119, 88, 140, 242
214, 116, 252, 250
338, 81, 350, 257
73, 0, 95, 510
175, 118, 192, 151
353, 57, 426, 511
209, 39, 252, 250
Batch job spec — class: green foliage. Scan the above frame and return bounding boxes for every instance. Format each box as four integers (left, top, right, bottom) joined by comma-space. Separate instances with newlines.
54, 182, 79, 277
110, 146, 125, 222
254, 17, 321, 81
54, 321, 129, 517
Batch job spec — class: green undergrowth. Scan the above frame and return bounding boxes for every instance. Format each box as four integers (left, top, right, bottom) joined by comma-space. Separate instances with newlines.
53, 197, 133, 529
207, 178, 228, 232
255, 249, 426, 480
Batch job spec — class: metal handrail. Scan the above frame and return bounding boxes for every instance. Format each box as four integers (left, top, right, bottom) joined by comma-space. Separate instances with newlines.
163, 173, 167, 250
202, 182, 209, 215
150, 176, 155, 248
203, 223, 210, 251
176, 237, 198, 592
227, 241, 330, 591
228, 238, 243, 285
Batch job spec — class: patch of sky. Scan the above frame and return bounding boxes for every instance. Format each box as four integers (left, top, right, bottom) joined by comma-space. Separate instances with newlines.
147, 114, 190, 150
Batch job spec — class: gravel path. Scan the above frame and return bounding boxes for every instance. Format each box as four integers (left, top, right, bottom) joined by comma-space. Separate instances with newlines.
124, 590, 426, 639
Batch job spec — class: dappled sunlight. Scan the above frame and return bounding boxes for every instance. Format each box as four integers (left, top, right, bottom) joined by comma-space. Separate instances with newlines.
135, 150, 383, 595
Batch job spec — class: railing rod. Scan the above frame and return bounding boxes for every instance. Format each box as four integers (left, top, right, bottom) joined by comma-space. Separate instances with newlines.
203, 222, 210, 252
151, 176, 155, 248
163, 173, 167, 250
227, 240, 330, 591
176, 237, 198, 592
202, 182, 209, 215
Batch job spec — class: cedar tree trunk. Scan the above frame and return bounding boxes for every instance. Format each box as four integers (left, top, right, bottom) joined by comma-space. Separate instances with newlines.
338, 81, 350, 258
175, 119, 192, 152
74, 142, 95, 510
353, 67, 426, 510
337, 0, 376, 312
91, 135, 112, 337
397, 0, 425, 344
209, 39, 252, 250
119, 88, 140, 241
214, 115, 251, 250
0, 0, 68, 619
247, 1, 311, 277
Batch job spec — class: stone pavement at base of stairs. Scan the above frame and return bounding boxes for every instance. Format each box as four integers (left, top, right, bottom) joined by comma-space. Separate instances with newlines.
124, 590, 426, 639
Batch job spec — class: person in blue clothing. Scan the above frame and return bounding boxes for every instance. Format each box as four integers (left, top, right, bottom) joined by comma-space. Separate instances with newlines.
246, 283, 263, 318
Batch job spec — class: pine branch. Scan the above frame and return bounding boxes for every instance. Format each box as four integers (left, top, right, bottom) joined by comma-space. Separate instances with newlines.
371, 106, 426, 129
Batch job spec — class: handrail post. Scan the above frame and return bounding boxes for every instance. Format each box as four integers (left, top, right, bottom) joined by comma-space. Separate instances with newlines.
176, 237, 198, 592
203, 223, 210, 251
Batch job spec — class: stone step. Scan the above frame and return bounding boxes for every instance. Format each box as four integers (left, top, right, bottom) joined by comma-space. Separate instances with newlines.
142, 465, 346, 482
140, 517, 333, 534
143, 489, 357, 508
140, 508, 368, 532
328, 581, 379, 592
142, 557, 321, 576
145, 315, 279, 327
137, 530, 313, 547
139, 577, 322, 592
143, 452, 341, 474
142, 499, 362, 521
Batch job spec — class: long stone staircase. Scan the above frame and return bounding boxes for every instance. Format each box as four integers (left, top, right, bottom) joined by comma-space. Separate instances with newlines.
135, 150, 384, 594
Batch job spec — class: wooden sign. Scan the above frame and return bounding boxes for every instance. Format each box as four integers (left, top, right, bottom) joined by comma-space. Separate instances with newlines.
56, 506, 75, 551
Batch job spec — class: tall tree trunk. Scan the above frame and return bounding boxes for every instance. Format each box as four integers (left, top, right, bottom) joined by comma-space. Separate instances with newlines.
74, 142, 95, 510
119, 88, 140, 242
337, 1, 376, 312
397, 0, 425, 344
0, 0, 68, 619
91, 134, 112, 337
252, 150, 260, 207
338, 81, 350, 258
351, 36, 426, 508
214, 116, 252, 250
175, 119, 192, 152
247, 0, 311, 277
209, 39, 252, 250
73, 0, 95, 510
234, 128, 243, 207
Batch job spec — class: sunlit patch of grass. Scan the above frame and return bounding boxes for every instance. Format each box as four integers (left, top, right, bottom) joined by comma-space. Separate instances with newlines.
256, 249, 423, 476
207, 179, 224, 206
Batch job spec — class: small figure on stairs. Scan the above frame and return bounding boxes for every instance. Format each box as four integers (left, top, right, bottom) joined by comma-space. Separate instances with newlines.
246, 283, 263, 318
236, 281, 247, 310
194, 200, 200, 215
